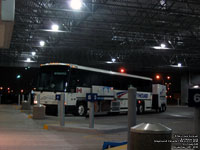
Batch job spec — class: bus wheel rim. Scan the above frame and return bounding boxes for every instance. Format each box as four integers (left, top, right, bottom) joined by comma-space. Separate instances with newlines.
78, 105, 84, 115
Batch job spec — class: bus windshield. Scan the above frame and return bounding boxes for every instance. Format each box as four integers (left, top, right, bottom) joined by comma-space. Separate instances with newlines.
37, 66, 70, 92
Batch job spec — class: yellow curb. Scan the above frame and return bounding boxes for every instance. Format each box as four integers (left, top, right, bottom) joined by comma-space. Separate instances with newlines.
28, 115, 32, 119
43, 124, 48, 130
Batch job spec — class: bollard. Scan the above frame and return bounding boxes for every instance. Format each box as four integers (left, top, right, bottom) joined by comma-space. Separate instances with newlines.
18, 94, 20, 106
37, 94, 40, 106
28, 93, 31, 104
130, 123, 172, 150
89, 101, 94, 128
128, 87, 137, 150
60, 93, 65, 127
177, 98, 180, 106
22, 94, 24, 102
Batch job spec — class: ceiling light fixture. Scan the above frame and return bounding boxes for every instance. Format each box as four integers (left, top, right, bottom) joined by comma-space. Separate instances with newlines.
193, 85, 199, 88
32, 52, 36, 56
70, 0, 82, 10
51, 24, 59, 31
26, 58, 31, 62
160, 43, 166, 48
40, 41, 45, 47
111, 58, 116, 63
177, 63, 182, 67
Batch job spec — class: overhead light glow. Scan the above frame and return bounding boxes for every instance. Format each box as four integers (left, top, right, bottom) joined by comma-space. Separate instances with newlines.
16, 75, 21, 79
32, 52, 36, 56
160, 43, 166, 48
51, 24, 59, 31
70, 0, 82, 10
40, 41, 45, 47
106, 61, 113, 64
111, 58, 116, 62
177, 63, 182, 67
152, 46, 170, 50
26, 58, 31, 62
193, 85, 199, 88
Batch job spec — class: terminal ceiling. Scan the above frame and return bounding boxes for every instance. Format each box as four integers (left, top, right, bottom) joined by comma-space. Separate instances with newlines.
1, 0, 200, 72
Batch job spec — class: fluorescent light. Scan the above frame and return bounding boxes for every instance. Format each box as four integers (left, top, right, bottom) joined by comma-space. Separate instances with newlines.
177, 63, 182, 67
40, 41, 45, 46
160, 43, 166, 48
27, 58, 31, 62
70, 0, 82, 10
152, 46, 170, 50
32, 52, 36, 56
51, 24, 59, 31
111, 58, 116, 62
193, 85, 199, 88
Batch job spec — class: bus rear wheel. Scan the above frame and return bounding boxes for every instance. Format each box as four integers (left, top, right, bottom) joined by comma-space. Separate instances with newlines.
137, 104, 144, 114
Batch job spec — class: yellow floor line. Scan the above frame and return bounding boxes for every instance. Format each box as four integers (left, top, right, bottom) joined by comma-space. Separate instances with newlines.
106, 144, 127, 150
43, 124, 48, 130
28, 115, 32, 119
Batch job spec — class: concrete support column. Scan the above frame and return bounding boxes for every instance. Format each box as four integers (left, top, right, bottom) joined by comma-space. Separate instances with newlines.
181, 73, 189, 105
194, 107, 200, 147
128, 87, 137, 150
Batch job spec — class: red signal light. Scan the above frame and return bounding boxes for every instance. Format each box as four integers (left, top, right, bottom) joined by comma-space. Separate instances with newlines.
167, 76, 171, 80
120, 68, 125, 73
21, 89, 24, 93
155, 75, 160, 80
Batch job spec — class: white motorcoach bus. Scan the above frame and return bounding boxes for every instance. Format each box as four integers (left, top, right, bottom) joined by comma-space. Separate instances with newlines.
34, 63, 167, 116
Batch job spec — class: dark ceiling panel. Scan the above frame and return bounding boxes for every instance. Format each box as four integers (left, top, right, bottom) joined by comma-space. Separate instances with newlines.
0, 0, 200, 71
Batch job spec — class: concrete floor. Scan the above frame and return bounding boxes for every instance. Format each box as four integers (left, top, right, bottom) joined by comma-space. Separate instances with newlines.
0, 105, 197, 150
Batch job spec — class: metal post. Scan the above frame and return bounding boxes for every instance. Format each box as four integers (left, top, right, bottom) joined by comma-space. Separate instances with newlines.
18, 94, 20, 106
37, 94, 40, 106
89, 101, 94, 128
58, 100, 60, 117
194, 107, 200, 148
28, 93, 31, 104
177, 98, 180, 106
0, 95, 1, 104
128, 87, 137, 150
22, 94, 24, 102
60, 93, 65, 127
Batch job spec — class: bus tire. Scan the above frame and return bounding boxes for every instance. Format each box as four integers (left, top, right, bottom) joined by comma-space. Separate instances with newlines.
76, 103, 87, 116
162, 105, 166, 112
137, 104, 144, 114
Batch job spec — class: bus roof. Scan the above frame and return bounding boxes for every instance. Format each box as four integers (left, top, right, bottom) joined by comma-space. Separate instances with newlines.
41, 63, 152, 81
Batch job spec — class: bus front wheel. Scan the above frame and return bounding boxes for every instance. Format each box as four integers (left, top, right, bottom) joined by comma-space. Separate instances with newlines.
76, 103, 87, 116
